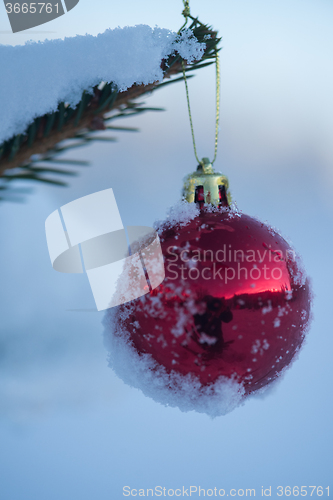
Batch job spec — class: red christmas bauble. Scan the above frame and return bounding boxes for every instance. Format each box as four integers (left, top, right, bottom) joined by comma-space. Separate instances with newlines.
104, 203, 311, 416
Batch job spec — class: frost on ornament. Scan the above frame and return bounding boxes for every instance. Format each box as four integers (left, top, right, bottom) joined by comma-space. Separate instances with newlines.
103, 202, 312, 417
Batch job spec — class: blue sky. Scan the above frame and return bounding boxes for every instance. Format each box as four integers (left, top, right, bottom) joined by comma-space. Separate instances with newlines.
0, 1, 332, 498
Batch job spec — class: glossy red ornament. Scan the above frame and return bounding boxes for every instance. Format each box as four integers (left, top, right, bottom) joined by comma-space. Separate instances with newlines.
107, 205, 311, 398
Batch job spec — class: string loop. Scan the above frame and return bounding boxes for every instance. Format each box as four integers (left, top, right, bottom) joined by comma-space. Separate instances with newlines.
178, 0, 190, 32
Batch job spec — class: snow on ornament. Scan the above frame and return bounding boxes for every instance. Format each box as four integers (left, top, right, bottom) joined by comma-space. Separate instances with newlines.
103, 160, 312, 417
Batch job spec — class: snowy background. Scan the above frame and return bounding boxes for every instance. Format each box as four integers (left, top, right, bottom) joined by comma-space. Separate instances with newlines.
1, 0, 333, 498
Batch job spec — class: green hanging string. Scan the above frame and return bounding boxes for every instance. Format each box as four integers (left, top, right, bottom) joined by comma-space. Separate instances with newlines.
179, 0, 220, 166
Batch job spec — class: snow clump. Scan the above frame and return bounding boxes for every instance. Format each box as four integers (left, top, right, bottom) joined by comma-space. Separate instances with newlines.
0, 25, 205, 144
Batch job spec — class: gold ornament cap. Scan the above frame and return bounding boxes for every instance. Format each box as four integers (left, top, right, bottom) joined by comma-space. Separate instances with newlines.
182, 158, 231, 207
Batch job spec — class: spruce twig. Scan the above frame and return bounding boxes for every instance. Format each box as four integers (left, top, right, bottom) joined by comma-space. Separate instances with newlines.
0, 21, 221, 201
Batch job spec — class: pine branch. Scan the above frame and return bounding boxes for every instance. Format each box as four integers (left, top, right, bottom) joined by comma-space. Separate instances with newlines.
0, 21, 221, 200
